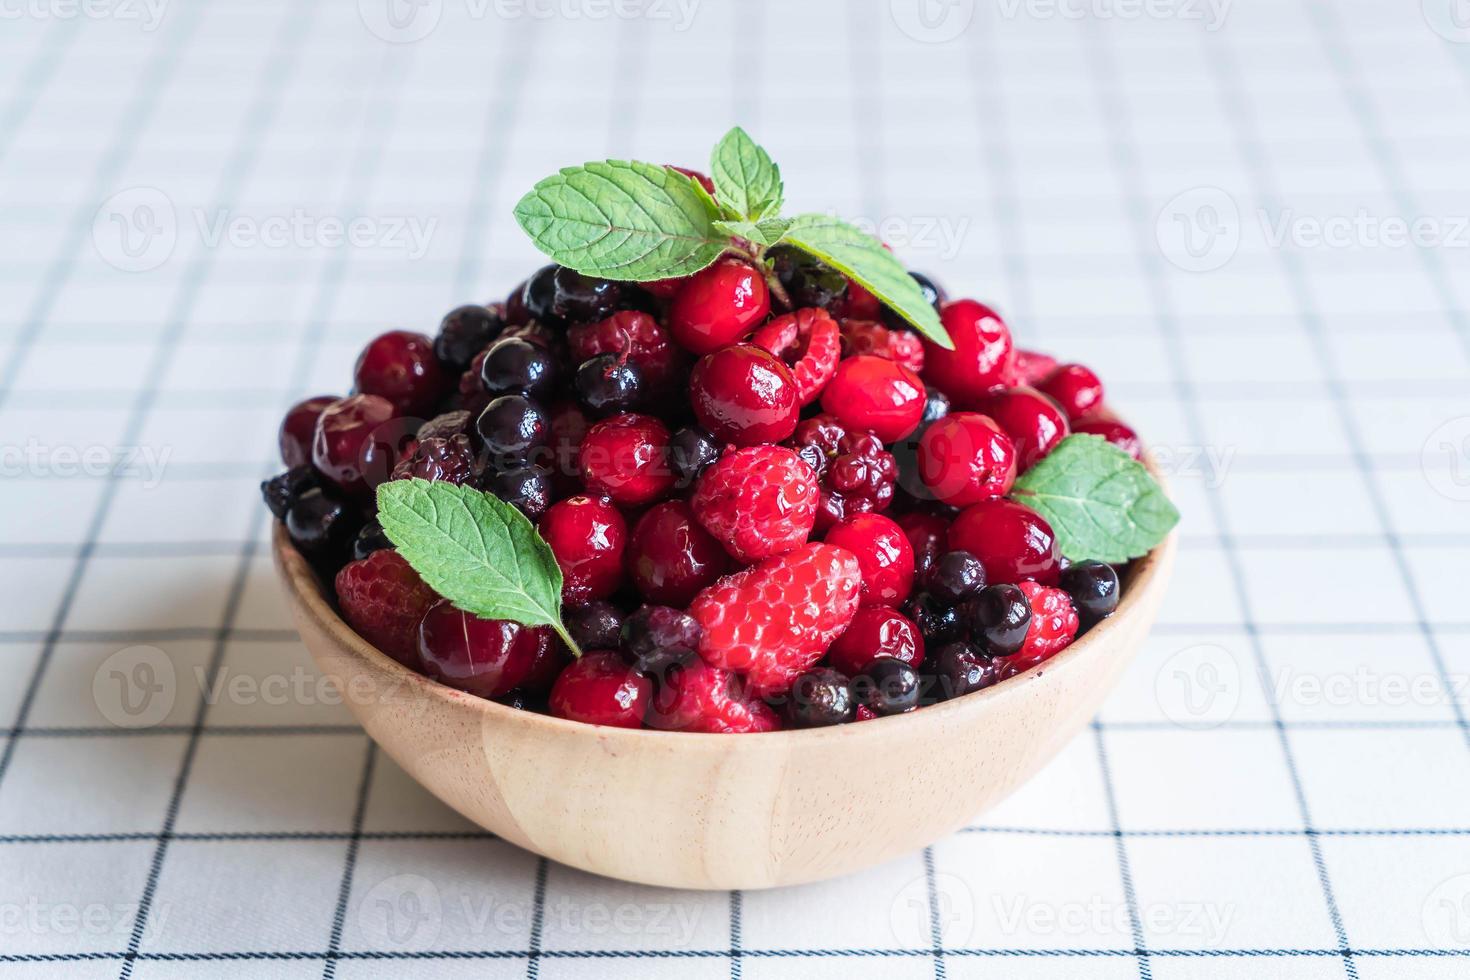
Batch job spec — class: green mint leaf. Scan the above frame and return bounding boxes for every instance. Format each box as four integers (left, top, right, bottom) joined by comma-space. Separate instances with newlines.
712, 216, 792, 248
710, 127, 784, 220
1011, 435, 1179, 563
513, 160, 729, 282
376, 479, 581, 656
779, 214, 951, 348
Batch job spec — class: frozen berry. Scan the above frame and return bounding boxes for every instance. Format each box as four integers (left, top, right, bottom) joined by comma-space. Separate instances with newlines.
1037, 364, 1104, 422
311, 394, 397, 495
787, 415, 898, 531
669, 425, 721, 488
547, 402, 589, 490
835, 278, 881, 320
1008, 581, 1079, 668
551, 267, 624, 323
965, 583, 1032, 656
480, 337, 558, 400
285, 487, 357, 557
568, 311, 679, 390
1060, 560, 1120, 623
948, 499, 1060, 586
690, 344, 800, 446
646, 657, 781, 733
827, 606, 924, 677
820, 354, 925, 444
548, 652, 650, 728
353, 330, 446, 418
351, 521, 393, 561
922, 300, 1015, 399
969, 387, 1069, 473
824, 513, 914, 608
280, 395, 336, 468
476, 394, 550, 459
261, 465, 316, 520
575, 353, 643, 417
840, 319, 925, 375
769, 247, 845, 310
434, 304, 502, 371
930, 641, 1001, 700
1012, 348, 1059, 387
667, 258, 770, 354
520, 264, 563, 327
540, 495, 627, 604
924, 550, 986, 604
417, 600, 563, 697
750, 308, 841, 405
483, 463, 554, 520
921, 387, 950, 429
911, 271, 946, 309
1073, 417, 1142, 460
335, 550, 439, 665
917, 413, 1017, 506
900, 592, 964, 645
783, 668, 856, 728
854, 657, 920, 716
392, 433, 478, 484
896, 511, 950, 578
417, 410, 471, 441
563, 600, 625, 652
579, 413, 674, 507
626, 500, 727, 607
620, 605, 702, 675
692, 445, 819, 564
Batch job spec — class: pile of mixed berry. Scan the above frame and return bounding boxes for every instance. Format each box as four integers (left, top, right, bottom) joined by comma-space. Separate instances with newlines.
264, 245, 1144, 733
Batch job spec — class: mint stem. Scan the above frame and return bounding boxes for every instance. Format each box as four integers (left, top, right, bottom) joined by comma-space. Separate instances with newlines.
553, 622, 584, 660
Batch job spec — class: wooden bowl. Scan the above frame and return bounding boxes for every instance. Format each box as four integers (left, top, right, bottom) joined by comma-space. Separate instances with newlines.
273, 514, 1175, 890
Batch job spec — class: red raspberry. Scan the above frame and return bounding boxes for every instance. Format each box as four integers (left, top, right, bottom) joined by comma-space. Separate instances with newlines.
391, 433, 479, 485
823, 513, 914, 608
922, 300, 1015, 400
578, 413, 674, 507
787, 414, 898, 531
1037, 364, 1104, 422
916, 412, 1017, 505
539, 496, 628, 604
1073, 416, 1142, 460
969, 387, 1070, 473
334, 550, 440, 665
353, 330, 447, 418
689, 542, 863, 698
567, 311, 680, 390
827, 606, 924, 677
689, 344, 800, 446
667, 258, 770, 355
751, 308, 841, 405
1007, 580, 1079, 670
1010, 348, 1058, 387
645, 657, 781, 733
280, 395, 337, 469
691, 446, 818, 564
548, 652, 651, 728
820, 354, 926, 444
839, 319, 925, 375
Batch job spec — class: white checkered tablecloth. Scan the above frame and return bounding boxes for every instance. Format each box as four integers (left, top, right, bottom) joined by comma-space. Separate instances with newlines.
1, 0, 1469, 977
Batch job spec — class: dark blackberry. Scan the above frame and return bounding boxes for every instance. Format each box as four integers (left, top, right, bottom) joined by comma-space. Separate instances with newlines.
786, 414, 898, 531
392, 433, 479, 485
261, 465, 317, 520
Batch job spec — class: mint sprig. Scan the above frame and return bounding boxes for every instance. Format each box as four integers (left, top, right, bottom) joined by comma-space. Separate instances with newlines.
376, 479, 582, 657
1011, 435, 1179, 564
511, 128, 953, 347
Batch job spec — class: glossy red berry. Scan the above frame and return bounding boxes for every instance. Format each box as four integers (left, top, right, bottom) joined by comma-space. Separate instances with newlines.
667, 259, 770, 355
750, 308, 841, 405
827, 607, 925, 677
416, 600, 564, 698
786, 415, 898, 532
280, 395, 336, 469
578, 413, 674, 508
1073, 416, 1142, 460
823, 513, 914, 608
1006, 581, 1080, 670
922, 300, 1015, 401
568, 311, 680, 390
539, 496, 628, 604
626, 500, 728, 607
690, 344, 800, 446
895, 511, 951, 578
839, 319, 924, 375
1037, 364, 1104, 422
645, 657, 781, 733
692, 445, 819, 564
1010, 348, 1058, 387
819, 354, 926, 444
353, 330, 446, 418
916, 412, 1017, 505
969, 387, 1070, 472
334, 550, 439, 665
947, 498, 1061, 586
311, 394, 397, 496
548, 652, 651, 728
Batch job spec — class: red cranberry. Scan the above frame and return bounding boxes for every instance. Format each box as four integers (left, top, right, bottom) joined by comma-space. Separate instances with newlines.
827, 607, 925, 677
1073, 416, 1142, 460
667, 259, 770, 355
280, 395, 336, 468
539, 496, 627, 604
823, 513, 914, 608
690, 344, 800, 446
947, 498, 1061, 586
922, 300, 1015, 400
1011, 348, 1058, 387
626, 500, 728, 607
311, 394, 397, 495
579, 413, 674, 508
896, 511, 950, 578
548, 652, 651, 728
819, 354, 925, 444
416, 600, 563, 698
1037, 364, 1104, 421
353, 330, 446, 418
916, 412, 1017, 505
969, 387, 1070, 472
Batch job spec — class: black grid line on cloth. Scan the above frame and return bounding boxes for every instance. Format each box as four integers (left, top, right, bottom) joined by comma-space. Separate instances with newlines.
322, 742, 376, 980
729, 889, 743, 980
1092, 723, 1152, 979
0, 18, 80, 165
1080, 19, 1360, 979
